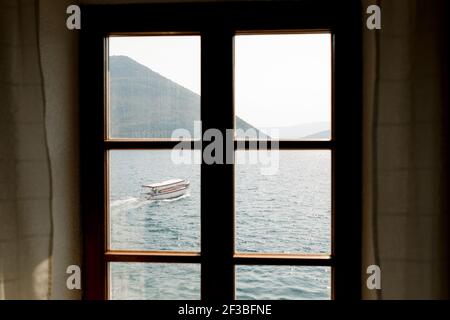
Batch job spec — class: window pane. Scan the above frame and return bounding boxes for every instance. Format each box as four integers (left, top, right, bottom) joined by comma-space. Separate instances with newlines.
235, 150, 331, 254
236, 266, 331, 300
234, 34, 331, 140
108, 36, 201, 139
110, 263, 200, 300
109, 150, 200, 251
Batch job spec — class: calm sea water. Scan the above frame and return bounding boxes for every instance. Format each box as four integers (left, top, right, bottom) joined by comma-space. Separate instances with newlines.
109, 150, 331, 300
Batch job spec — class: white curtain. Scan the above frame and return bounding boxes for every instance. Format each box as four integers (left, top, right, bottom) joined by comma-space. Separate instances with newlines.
0, 0, 82, 300
0, 0, 53, 299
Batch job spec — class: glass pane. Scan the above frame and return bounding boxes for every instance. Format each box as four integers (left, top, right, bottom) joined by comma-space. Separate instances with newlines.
235, 150, 331, 253
236, 266, 331, 300
108, 36, 201, 139
110, 263, 200, 300
109, 150, 200, 251
234, 34, 332, 140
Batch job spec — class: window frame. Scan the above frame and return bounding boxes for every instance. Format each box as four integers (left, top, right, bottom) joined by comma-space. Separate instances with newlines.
80, 1, 362, 300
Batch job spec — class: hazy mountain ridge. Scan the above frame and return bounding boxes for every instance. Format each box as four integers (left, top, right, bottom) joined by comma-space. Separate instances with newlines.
301, 130, 331, 140
261, 122, 331, 140
110, 55, 263, 138
110, 56, 199, 138
110, 56, 328, 140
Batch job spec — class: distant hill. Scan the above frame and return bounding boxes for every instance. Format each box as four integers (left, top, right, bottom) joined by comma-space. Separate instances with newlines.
260, 122, 331, 140
109, 56, 264, 138
301, 130, 331, 140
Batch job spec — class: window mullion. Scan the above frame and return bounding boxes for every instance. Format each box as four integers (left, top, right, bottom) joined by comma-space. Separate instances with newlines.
200, 27, 235, 301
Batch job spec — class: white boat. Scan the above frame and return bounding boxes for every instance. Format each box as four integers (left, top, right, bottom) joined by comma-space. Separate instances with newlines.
142, 179, 190, 200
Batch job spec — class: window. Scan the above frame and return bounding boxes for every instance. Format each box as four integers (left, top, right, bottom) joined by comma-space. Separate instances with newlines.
81, 2, 362, 300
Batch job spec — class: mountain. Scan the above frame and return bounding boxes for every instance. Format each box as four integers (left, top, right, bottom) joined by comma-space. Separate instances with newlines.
109, 56, 264, 138
301, 130, 331, 140
260, 122, 331, 140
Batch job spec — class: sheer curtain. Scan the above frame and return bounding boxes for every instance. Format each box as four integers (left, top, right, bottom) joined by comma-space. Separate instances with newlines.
0, 0, 53, 299
362, 0, 449, 299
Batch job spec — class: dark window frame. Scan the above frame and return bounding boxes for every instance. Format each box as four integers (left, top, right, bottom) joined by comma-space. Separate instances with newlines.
80, 1, 362, 300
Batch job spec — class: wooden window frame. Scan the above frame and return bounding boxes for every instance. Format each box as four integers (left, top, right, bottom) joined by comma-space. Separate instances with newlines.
80, 1, 362, 300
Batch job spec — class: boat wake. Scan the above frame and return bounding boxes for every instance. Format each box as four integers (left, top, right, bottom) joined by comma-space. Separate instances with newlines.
110, 197, 140, 207
110, 193, 190, 210
110, 197, 154, 211
160, 193, 190, 202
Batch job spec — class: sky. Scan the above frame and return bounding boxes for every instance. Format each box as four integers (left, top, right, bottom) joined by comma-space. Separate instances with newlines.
109, 35, 201, 94
109, 33, 331, 129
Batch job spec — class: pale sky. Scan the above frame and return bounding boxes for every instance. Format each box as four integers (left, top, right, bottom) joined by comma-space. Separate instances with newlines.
235, 34, 331, 128
109, 35, 201, 94
109, 34, 331, 129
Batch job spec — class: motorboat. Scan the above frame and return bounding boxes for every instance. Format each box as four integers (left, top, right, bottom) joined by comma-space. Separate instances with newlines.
142, 178, 190, 200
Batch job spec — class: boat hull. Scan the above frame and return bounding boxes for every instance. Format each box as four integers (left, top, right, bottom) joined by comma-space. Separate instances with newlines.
146, 187, 188, 200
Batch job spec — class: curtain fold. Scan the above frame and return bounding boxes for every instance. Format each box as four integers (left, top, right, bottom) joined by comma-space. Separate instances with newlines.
362, 0, 449, 299
0, 0, 53, 299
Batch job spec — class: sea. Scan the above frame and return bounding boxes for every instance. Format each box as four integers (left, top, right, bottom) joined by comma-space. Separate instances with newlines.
109, 150, 331, 300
